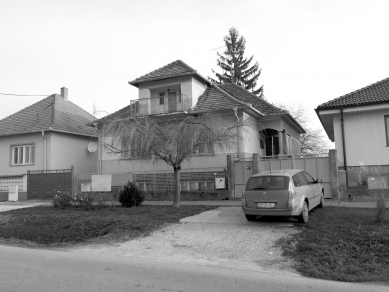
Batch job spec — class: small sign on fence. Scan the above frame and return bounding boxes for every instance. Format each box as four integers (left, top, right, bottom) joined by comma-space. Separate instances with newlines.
91, 174, 112, 192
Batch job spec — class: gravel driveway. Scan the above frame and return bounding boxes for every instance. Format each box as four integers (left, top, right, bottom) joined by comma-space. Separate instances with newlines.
73, 207, 300, 275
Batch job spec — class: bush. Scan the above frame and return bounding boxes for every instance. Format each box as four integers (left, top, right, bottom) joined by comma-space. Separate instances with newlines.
52, 192, 108, 210
52, 191, 72, 209
375, 191, 388, 223
118, 182, 144, 208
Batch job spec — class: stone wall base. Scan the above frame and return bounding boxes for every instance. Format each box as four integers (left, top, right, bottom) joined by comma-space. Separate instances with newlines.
341, 189, 389, 202
144, 190, 230, 201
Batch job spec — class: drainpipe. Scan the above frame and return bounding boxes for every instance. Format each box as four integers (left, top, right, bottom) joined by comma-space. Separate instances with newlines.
340, 108, 348, 188
41, 130, 47, 170
233, 106, 240, 158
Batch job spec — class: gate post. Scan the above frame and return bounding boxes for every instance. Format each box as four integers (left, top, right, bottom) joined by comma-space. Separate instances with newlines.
71, 165, 78, 195
227, 155, 235, 199
329, 150, 340, 201
253, 153, 261, 175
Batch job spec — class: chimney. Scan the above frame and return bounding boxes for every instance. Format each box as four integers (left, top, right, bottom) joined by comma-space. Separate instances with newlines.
61, 87, 68, 101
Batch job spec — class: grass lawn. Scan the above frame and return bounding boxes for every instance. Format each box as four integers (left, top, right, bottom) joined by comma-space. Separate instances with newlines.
278, 206, 389, 282
0, 205, 217, 247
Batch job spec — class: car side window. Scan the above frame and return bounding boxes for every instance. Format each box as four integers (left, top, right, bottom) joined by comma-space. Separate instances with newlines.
292, 174, 302, 187
297, 172, 309, 186
302, 172, 314, 184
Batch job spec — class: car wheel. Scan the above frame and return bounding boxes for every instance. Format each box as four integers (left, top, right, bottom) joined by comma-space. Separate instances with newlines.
245, 214, 257, 221
318, 191, 325, 208
297, 201, 309, 223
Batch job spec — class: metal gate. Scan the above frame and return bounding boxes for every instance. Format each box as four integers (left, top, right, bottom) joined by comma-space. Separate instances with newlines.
27, 169, 72, 200
234, 154, 332, 199
234, 159, 253, 199
259, 155, 332, 198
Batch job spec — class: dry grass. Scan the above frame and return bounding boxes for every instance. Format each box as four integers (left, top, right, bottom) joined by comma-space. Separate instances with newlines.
277, 207, 389, 282
0, 205, 217, 247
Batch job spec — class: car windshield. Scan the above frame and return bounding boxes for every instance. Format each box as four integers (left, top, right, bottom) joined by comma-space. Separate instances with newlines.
246, 176, 290, 190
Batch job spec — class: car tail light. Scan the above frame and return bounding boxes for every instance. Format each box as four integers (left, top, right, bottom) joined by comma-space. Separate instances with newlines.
242, 187, 246, 206
288, 181, 295, 205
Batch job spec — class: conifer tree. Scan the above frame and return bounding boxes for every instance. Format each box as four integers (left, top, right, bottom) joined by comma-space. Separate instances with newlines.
210, 27, 264, 97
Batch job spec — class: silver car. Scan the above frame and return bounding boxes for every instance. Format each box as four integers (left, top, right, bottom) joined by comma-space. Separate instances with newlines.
242, 169, 324, 223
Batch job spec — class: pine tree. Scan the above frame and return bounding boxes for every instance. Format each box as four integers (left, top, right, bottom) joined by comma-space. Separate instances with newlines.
210, 27, 264, 97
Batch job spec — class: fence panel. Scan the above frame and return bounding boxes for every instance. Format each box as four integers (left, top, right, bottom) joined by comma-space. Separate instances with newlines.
27, 169, 72, 200
256, 154, 332, 198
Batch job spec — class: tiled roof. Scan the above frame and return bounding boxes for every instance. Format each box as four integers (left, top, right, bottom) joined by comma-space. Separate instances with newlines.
317, 77, 389, 110
193, 83, 283, 115
129, 60, 209, 87
95, 82, 304, 133
0, 95, 96, 137
95, 104, 133, 126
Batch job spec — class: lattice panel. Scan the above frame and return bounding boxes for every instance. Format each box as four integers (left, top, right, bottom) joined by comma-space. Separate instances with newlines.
0, 177, 24, 192
134, 171, 227, 192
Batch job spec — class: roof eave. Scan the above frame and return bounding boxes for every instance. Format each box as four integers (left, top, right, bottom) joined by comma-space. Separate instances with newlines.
0, 128, 97, 138
129, 72, 210, 88
267, 112, 306, 134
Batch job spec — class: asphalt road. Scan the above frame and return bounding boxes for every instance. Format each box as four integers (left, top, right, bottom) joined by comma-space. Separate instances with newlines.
0, 245, 387, 292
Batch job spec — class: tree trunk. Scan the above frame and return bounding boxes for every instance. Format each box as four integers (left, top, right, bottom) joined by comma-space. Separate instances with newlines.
172, 165, 181, 208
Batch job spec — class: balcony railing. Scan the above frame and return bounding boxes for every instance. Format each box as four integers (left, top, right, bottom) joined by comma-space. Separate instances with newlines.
129, 93, 192, 116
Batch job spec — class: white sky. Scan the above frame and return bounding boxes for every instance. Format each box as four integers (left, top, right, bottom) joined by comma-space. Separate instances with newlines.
1, 0, 388, 138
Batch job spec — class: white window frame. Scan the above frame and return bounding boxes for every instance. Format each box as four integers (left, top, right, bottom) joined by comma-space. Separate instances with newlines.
11, 144, 35, 165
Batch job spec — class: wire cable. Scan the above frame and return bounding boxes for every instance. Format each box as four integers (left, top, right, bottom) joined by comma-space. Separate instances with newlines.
0, 93, 50, 97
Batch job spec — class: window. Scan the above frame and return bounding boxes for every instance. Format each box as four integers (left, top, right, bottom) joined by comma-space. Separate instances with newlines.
302, 172, 315, 184
12, 144, 34, 165
159, 93, 165, 105
292, 174, 303, 187
246, 176, 289, 190
192, 140, 214, 155
385, 116, 389, 145
121, 138, 151, 159
298, 172, 308, 185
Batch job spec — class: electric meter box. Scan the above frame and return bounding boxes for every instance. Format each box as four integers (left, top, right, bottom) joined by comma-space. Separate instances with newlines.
8, 185, 19, 201
215, 176, 227, 189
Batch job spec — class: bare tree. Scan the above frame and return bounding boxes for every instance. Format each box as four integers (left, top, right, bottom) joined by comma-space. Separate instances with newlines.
97, 113, 245, 207
276, 102, 332, 154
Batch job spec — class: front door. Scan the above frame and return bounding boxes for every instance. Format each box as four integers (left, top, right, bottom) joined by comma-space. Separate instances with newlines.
168, 92, 177, 113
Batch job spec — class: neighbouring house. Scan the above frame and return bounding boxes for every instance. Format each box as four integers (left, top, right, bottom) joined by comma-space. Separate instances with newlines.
316, 77, 389, 189
0, 87, 98, 200
95, 60, 305, 199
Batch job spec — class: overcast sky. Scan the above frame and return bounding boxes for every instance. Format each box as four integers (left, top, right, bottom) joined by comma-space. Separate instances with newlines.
1, 0, 388, 138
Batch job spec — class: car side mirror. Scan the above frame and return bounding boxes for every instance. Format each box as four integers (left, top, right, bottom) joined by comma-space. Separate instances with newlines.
315, 179, 322, 183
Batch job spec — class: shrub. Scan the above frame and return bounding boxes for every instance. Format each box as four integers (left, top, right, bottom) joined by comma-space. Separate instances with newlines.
118, 181, 144, 208
375, 191, 388, 223
52, 191, 72, 209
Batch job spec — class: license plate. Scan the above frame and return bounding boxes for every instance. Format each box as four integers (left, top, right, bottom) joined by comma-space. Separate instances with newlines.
257, 203, 275, 208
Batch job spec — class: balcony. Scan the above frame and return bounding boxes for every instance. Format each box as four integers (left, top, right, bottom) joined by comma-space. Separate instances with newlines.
129, 93, 192, 116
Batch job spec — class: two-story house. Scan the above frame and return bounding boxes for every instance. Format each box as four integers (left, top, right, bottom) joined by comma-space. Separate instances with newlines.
97, 60, 305, 199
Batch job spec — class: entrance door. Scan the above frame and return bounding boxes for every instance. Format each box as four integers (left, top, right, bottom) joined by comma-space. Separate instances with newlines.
168, 92, 177, 113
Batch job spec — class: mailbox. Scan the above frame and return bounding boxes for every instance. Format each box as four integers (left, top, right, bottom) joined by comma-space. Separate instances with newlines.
215, 176, 226, 189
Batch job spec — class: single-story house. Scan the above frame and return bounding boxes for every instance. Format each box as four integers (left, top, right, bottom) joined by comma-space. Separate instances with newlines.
316, 77, 389, 189
0, 87, 98, 200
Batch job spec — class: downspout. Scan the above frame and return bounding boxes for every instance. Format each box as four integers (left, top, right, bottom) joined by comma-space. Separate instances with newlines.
340, 108, 348, 188
41, 130, 47, 170
233, 106, 240, 158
